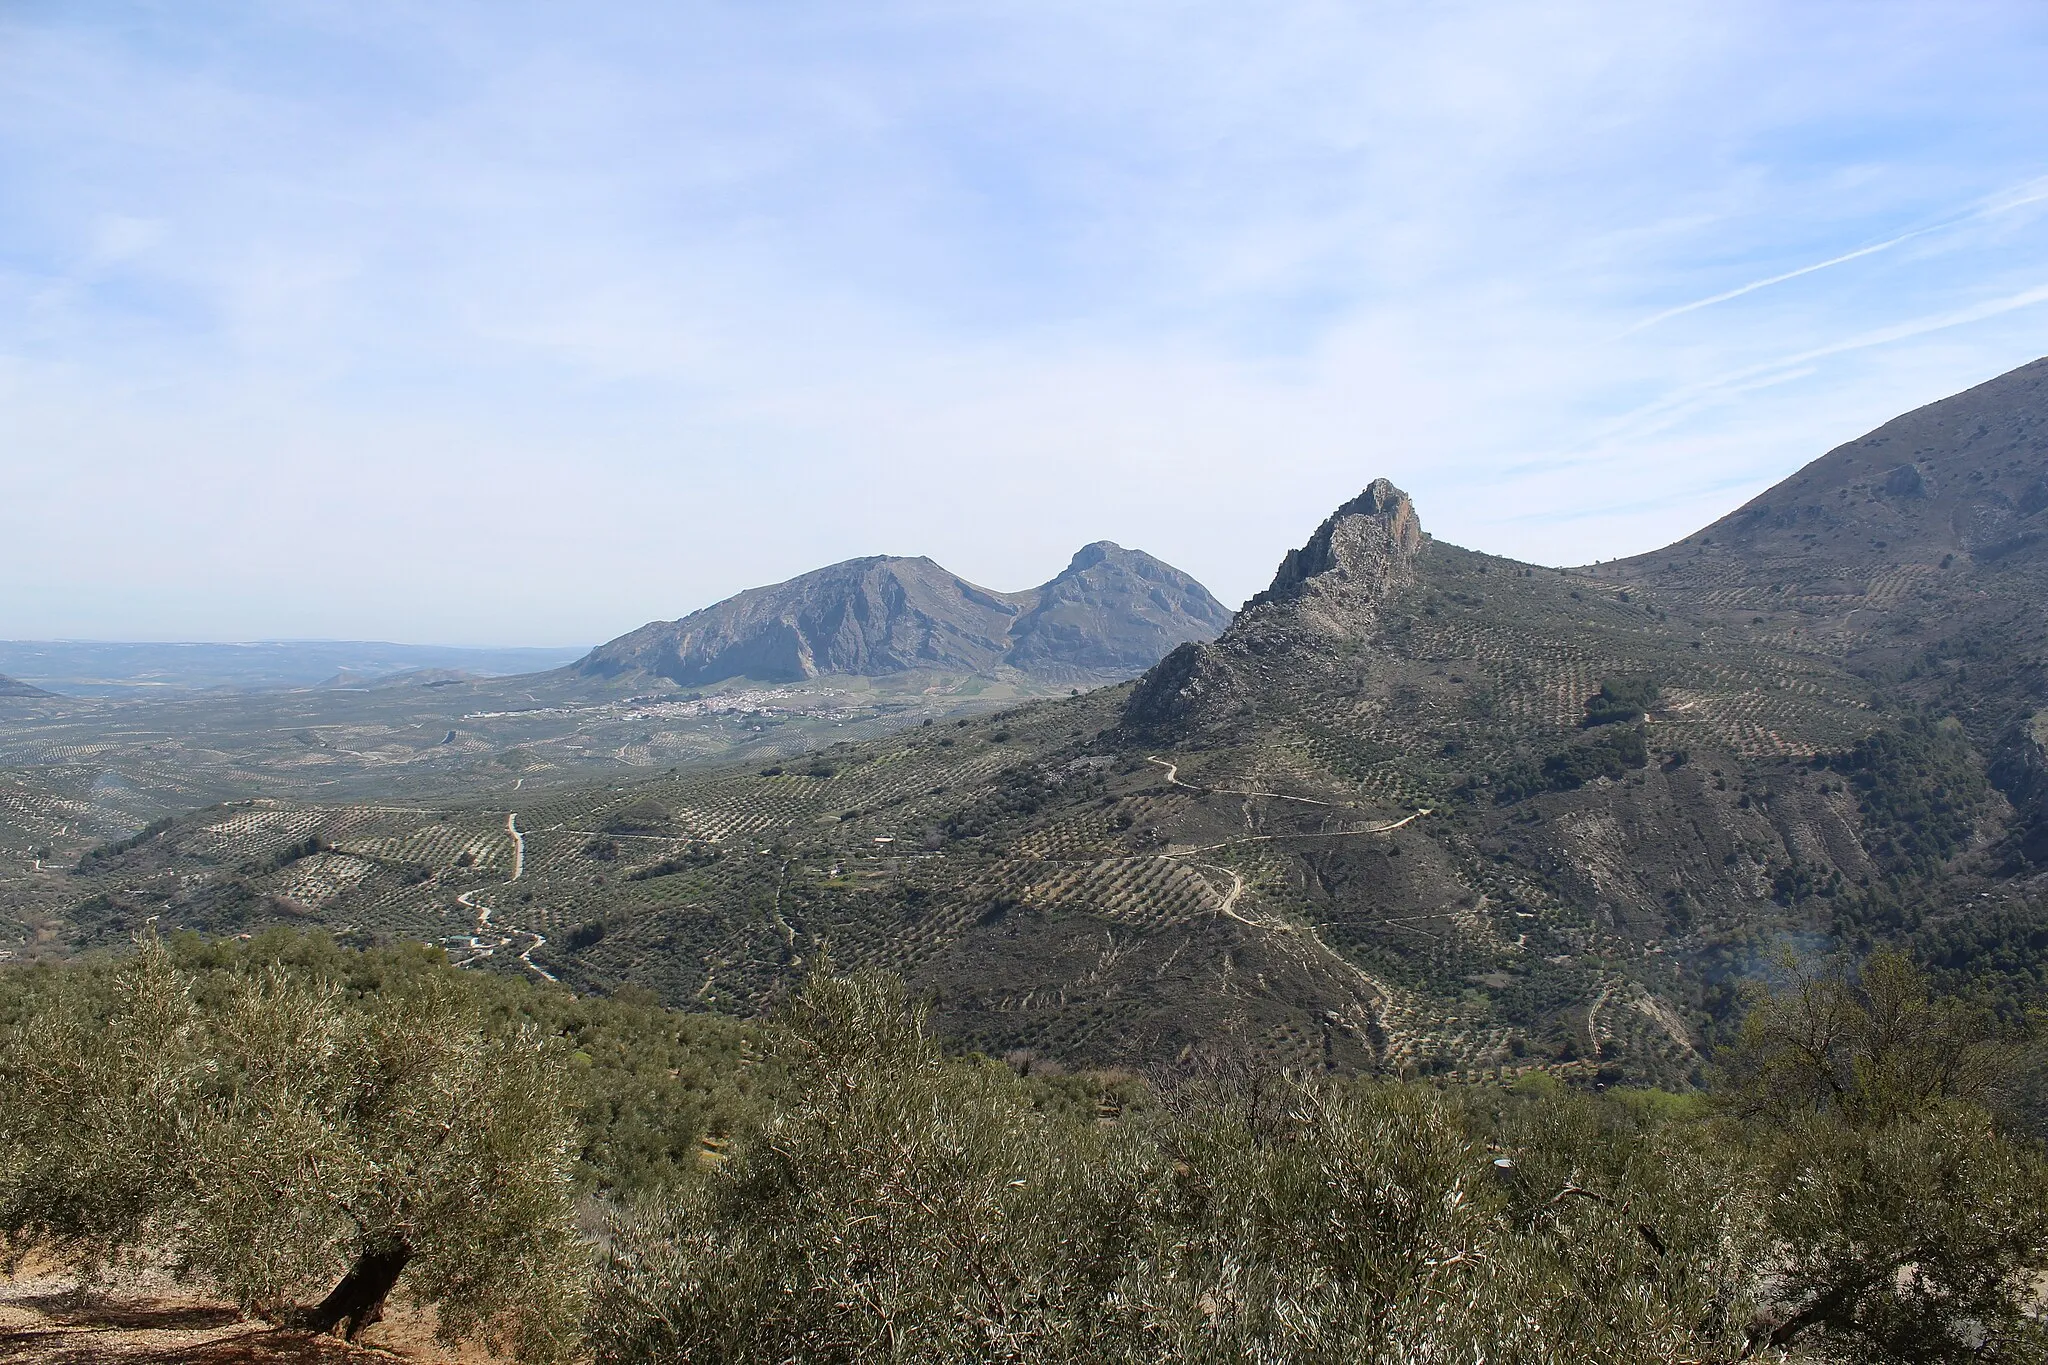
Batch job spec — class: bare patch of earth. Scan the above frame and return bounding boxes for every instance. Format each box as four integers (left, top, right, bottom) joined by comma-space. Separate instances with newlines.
0, 1262, 503, 1365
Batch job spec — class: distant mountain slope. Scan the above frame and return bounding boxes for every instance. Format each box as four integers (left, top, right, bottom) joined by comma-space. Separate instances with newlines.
1001, 542, 1235, 679
1609, 355, 2048, 677
1619, 355, 2048, 586
57, 478, 1885, 1081
0, 673, 49, 697
578, 543, 1230, 687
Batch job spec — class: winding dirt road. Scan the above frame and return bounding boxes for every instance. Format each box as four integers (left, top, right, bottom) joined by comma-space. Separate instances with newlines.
451, 811, 554, 982
1144, 758, 1425, 1056
1146, 756, 1350, 808
1147, 756, 1431, 853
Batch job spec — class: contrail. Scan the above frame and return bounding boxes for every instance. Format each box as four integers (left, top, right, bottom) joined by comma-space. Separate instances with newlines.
1529, 279, 2048, 491
1621, 173, 2048, 337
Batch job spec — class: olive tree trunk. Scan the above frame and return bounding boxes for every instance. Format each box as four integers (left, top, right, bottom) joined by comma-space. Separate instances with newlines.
304, 1240, 413, 1339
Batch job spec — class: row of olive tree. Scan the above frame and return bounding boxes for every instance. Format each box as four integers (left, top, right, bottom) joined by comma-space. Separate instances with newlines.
0, 936, 585, 1360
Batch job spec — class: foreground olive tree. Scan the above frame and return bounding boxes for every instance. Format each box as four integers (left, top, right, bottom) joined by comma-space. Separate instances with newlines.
593, 967, 1772, 1364
1728, 950, 2048, 1363
592, 969, 1144, 1363
0, 937, 584, 1360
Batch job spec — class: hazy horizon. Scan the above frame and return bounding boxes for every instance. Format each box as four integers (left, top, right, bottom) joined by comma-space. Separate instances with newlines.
6, 2, 2048, 646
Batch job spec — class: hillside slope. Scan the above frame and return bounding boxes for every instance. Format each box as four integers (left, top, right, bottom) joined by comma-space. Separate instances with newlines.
1609, 356, 2048, 864
577, 544, 1230, 687
26, 487, 1889, 1081
0, 674, 48, 698
27, 359, 2048, 1085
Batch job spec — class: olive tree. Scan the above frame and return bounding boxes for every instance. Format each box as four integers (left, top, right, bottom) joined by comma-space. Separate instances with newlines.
1728, 950, 2048, 1362
594, 967, 1774, 1365
0, 936, 584, 1360
592, 968, 1147, 1363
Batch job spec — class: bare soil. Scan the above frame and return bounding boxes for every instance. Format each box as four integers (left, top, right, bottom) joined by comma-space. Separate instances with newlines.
0, 1262, 504, 1365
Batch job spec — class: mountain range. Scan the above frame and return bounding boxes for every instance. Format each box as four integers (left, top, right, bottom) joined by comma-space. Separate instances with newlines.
28, 356, 2048, 1085
576, 542, 1232, 687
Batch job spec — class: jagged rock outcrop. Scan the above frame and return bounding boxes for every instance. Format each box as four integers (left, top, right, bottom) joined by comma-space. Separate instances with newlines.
1248, 478, 1425, 615
579, 545, 1229, 687
1121, 478, 1424, 740
1119, 639, 1252, 742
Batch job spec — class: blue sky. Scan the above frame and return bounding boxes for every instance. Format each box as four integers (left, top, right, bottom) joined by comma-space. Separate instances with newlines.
4, 1, 2048, 646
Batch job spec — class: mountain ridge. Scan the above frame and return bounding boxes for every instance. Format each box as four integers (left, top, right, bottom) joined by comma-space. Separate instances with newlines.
578, 542, 1232, 688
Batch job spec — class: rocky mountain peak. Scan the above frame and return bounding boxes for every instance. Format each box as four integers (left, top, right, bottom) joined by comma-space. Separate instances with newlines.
1250, 478, 1424, 610
1120, 479, 1426, 741
1060, 541, 1122, 574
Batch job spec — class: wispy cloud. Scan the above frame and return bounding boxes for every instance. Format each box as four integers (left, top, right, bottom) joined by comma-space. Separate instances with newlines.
2, 1, 2047, 642
1620, 173, 2048, 336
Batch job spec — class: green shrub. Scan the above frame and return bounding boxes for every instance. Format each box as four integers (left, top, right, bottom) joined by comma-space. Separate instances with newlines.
603, 800, 674, 835
1722, 951, 2048, 1359
1489, 726, 1649, 803
592, 968, 1143, 1363
1583, 677, 1658, 727
593, 970, 1774, 1363
1825, 717, 1990, 876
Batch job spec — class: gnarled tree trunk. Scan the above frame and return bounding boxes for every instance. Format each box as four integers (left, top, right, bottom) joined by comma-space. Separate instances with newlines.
304, 1240, 413, 1339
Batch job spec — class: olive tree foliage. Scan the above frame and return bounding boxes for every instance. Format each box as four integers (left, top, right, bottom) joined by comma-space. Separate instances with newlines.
1138, 1082, 1769, 1365
0, 936, 584, 1361
592, 968, 1145, 1364
1728, 948, 2013, 1129
1728, 950, 2048, 1363
594, 967, 1773, 1364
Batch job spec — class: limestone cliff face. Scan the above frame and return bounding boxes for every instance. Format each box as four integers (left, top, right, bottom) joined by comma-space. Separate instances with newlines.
1240, 478, 1425, 641
1121, 479, 1424, 740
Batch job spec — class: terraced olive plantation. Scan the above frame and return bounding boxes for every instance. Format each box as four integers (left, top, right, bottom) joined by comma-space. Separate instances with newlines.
18, 532, 1925, 1084
14, 362, 2048, 1091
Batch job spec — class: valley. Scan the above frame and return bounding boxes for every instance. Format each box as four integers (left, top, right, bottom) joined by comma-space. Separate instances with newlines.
0, 537, 1226, 871
0, 665, 1070, 869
